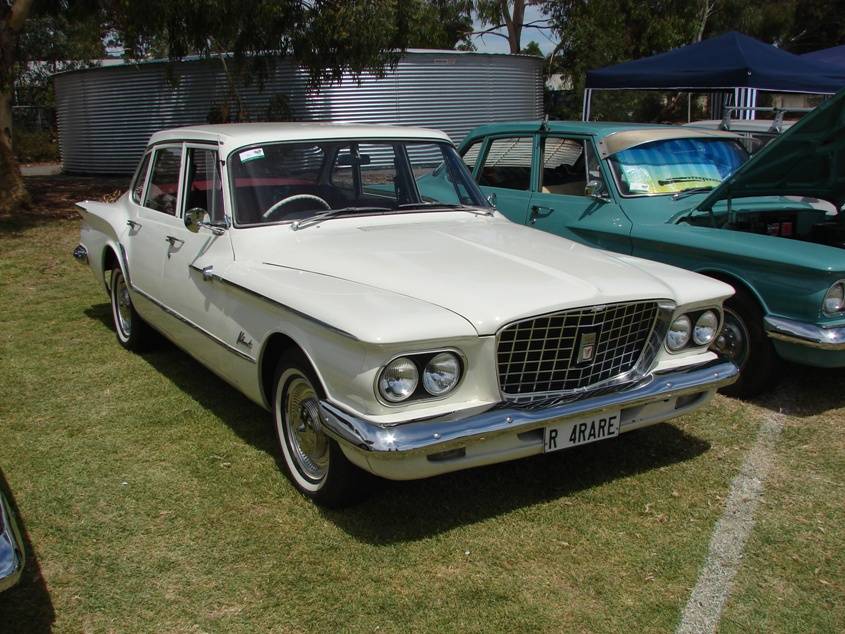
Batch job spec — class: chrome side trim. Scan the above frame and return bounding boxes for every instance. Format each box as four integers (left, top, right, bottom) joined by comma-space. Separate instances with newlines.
130, 285, 257, 364
188, 264, 359, 341
318, 359, 738, 457
764, 315, 845, 350
72, 244, 88, 264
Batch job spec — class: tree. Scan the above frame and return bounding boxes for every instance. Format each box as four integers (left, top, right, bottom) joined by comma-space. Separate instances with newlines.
2, 0, 461, 214
474, 1, 551, 54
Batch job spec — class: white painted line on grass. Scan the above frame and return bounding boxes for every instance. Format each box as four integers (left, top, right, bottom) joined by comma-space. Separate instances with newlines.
676, 411, 785, 634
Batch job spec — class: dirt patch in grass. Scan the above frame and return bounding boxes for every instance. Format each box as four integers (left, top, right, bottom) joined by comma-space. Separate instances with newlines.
0, 174, 127, 232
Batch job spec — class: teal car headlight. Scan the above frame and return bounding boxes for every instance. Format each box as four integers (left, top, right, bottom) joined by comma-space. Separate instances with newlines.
823, 282, 845, 316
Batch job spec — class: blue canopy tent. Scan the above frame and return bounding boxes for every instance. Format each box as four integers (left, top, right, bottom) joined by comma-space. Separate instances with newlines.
802, 45, 845, 69
582, 32, 845, 120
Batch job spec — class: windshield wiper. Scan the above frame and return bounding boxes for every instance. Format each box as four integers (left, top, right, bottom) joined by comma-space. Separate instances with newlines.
291, 206, 391, 231
659, 176, 722, 185
672, 186, 716, 201
396, 202, 494, 216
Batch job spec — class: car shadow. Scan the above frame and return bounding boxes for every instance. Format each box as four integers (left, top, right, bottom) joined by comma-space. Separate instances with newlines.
84, 303, 711, 543
0, 468, 55, 633
749, 362, 845, 418
320, 423, 709, 544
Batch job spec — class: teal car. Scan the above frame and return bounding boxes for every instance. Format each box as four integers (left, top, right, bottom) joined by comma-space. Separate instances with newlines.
459, 89, 845, 397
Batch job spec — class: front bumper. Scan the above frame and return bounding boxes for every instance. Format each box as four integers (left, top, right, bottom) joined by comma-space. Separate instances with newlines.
0, 492, 24, 593
319, 359, 738, 480
764, 315, 845, 350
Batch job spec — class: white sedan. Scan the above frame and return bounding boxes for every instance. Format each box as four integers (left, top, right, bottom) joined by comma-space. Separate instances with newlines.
74, 123, 738, 506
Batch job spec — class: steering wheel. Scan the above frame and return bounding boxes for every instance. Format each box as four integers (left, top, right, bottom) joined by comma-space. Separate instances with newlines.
262, 194, 331, 220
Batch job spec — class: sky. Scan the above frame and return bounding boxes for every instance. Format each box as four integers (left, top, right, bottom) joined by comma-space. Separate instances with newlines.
470, 4, 557, 55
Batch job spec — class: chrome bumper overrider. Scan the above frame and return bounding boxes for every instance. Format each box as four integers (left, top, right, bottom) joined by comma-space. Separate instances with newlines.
764, 316, 845, 350
72, 244, 89, 265
319, 359, 738, 460
0, 492, 24, 593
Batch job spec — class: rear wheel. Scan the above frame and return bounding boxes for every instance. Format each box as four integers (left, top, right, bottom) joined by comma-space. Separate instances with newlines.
272, 351, 370, 507
109, 267, 152, 352
712, 288, 780, 398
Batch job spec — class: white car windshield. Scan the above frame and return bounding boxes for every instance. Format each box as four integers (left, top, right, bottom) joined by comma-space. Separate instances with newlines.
607, 138, 748, 197
229, 139, 489, 226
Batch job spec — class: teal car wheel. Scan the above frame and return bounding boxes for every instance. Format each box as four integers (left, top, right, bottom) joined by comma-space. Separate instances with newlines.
713, 289, 779, 398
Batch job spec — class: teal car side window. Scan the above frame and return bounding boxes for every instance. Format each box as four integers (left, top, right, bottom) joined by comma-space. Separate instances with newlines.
478, 137, 533, 191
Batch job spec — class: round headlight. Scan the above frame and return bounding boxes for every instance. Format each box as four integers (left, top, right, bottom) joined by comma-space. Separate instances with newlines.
693, 310, 719, 346
422, 352, 461, 396
378, 357, 419, 403
667, 315, 692, 351
823, 282, 845, 315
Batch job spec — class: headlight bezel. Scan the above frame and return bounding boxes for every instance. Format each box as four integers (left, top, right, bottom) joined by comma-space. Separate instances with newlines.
665, 308, 723, 353
822, 281, 845, 316
375, 348, 466, 406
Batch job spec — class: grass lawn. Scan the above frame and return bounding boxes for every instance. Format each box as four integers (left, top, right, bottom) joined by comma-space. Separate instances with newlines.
0, 176, 842, 632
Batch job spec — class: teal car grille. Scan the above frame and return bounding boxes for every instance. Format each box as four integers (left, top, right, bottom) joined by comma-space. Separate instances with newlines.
497, 301, 659, 399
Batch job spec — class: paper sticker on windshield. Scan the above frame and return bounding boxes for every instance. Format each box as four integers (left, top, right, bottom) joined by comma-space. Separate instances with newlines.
622, 166, 652, 193
239, 148, 265, 163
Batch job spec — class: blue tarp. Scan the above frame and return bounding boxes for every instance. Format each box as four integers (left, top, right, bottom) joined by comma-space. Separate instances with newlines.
802, 45, 845, 69
586, 32, 845, 94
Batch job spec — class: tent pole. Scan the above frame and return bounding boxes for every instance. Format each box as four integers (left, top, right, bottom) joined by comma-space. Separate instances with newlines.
687, 92, 691, 122
582, 89, 592, 121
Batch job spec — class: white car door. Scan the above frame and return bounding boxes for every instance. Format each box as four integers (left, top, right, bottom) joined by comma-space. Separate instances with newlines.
158, 144, 248, 369
125, 144, 187, 334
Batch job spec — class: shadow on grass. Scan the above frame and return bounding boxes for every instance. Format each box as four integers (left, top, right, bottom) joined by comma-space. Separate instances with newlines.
750, 362, 845, 418
0, 468, 55, 633
84, 303, 711, 542
323, 423, 709, 544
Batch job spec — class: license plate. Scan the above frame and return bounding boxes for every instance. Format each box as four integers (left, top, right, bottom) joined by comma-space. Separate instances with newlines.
543, 410, 621, 453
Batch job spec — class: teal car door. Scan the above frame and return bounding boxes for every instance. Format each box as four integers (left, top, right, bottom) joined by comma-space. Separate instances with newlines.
472, 135, 534, 224
527, 135, 632, 253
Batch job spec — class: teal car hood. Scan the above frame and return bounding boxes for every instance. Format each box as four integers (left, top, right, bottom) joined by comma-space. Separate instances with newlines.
698, 87, 845, 211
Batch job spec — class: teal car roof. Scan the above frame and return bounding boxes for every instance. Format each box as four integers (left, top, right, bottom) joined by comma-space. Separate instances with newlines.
464, 120, 674, 141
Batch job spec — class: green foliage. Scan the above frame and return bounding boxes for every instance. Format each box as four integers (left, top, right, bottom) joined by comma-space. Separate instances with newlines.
521, 40, 543, 56
11, 128, 58, 162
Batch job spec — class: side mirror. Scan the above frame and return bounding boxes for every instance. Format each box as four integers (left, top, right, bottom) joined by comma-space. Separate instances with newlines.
585, 180, 609, 201
185, 207, 210, 233
487, 192, 497, 207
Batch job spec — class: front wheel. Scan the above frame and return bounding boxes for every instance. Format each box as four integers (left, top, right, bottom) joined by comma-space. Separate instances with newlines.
712, 289, 780, 398
272, 352, 370, 507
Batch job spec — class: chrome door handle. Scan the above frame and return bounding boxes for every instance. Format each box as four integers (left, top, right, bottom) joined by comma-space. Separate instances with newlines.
164, 235, 184, 246
127, 220, 141, 230
530, 205, 554, 224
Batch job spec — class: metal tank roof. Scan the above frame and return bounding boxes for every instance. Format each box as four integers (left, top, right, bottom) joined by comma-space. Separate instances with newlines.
54, 50, 543, 175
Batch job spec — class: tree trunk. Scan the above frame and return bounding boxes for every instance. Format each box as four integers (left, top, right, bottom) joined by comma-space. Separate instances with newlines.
0, 89, 28, 214
500, 0, 525, 54
1, 0, 37, 214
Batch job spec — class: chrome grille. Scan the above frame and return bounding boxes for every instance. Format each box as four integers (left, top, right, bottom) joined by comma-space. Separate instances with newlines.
497, 301, 659, 399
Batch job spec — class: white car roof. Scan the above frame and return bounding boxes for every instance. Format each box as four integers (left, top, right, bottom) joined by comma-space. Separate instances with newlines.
148, 122, 453, 154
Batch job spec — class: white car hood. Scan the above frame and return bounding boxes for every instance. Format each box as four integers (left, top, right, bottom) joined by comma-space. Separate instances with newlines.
250, 214, 720, 336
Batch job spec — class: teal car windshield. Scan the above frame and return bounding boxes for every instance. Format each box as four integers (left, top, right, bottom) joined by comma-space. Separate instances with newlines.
607, 138, 748, 197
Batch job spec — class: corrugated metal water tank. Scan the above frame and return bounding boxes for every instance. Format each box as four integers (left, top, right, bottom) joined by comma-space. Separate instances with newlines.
53, 50, 543, 175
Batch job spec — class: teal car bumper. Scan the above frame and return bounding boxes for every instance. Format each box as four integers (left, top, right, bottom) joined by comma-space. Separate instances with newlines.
765, 316, 845, 367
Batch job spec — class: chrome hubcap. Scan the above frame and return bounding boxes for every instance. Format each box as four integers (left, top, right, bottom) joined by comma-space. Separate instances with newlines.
712, 308, 749, 368
284, 376, 329, 481
114, 274, 132, 337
